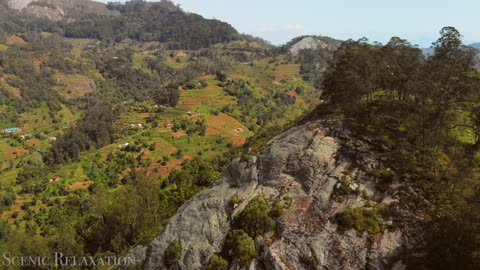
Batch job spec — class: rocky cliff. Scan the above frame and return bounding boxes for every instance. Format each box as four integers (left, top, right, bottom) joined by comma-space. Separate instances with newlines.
124, 121, 423, 270
7, 0, 118, 21
289, 37, 340, 56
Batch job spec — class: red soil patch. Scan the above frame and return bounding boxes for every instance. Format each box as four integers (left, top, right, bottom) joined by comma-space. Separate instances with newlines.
286, 90, 305, 105
231, 137, 246, 146
142, 149, 152, 159
147, 155, 193, 177
68, 180, 94, 190
6, 36, 28, 46
172, 130, 187, 138
259, 88, 272, 94
205, 113, 249, 146
206, 127, 221, 136
32, 54, 46, 71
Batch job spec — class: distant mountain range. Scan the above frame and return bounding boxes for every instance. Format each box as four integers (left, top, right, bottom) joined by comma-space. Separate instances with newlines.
470, 42, 480, 49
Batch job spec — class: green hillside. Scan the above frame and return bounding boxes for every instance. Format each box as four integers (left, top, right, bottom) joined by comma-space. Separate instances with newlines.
0, 2, 322, 259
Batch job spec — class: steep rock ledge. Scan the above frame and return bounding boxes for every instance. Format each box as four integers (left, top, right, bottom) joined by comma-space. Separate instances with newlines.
124, 121, 423, 270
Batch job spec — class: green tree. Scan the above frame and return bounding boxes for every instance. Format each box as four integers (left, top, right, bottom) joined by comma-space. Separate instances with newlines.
234, 195, 275, 237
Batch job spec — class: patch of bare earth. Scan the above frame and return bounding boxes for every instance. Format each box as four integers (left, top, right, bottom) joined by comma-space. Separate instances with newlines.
68, 180, 94, 190
6, 36, 28, 46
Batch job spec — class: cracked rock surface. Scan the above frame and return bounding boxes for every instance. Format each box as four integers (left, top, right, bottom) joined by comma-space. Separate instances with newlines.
123, 121, 420, 270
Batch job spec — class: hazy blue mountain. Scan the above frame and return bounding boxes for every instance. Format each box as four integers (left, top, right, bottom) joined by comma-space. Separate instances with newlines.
470, 42, 480, 48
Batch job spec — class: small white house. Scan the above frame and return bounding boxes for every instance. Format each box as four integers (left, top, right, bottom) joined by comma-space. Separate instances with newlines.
118, 142, 130, 149
130, 123, 143, 129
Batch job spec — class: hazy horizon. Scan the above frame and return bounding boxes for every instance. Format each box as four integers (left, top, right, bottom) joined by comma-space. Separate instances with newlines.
95, 0, 479, 47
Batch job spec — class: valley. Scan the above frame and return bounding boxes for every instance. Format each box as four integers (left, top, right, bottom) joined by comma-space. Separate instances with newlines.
0, 1, 479, 270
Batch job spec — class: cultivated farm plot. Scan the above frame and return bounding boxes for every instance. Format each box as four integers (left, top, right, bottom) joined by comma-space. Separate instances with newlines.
113, 112, 150, 134
20, 106, 53, 132
205, 113, 252, 146
54, 74, 96, 99
178, 77, 237, 111
286, 90, 306, 105
270, 64, 301, 80
68, 180, 94, 191
146, 154, 193, 177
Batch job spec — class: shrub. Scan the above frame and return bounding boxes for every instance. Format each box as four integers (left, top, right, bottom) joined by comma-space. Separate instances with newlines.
164, 240, 182, 269
336, 207, 386, 234
206, 254, 228, 270
271, 197, 285, 218
229, 194, 240, 208
2, 192, 16, 206
235, 196, 275, 237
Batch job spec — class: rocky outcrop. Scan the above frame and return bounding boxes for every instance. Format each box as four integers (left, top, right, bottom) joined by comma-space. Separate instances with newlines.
23, 3, 65, 22
289, 37, 339, 56
125, 121, 423, 270
7, 0, 118, 20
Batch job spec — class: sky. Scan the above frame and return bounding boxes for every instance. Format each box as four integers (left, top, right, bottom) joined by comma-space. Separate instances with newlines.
96, 0, 479, 47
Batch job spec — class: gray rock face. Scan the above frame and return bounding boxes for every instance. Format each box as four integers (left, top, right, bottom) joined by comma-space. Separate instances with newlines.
7, 0, 34, 10
7, 0, 118, 20
126, 121, 421, 270
290, 37, 329, 56
289, 37, 340, 56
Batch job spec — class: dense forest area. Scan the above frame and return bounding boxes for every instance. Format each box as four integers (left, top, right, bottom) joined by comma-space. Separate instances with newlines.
310, 27, 480, 269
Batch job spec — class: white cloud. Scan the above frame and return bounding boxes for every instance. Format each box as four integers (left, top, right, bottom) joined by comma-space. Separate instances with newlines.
256, 24, 305, 33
